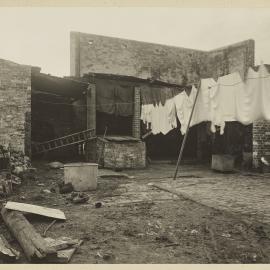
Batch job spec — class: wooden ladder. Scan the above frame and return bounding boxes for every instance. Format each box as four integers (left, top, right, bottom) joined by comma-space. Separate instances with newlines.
32, 128, 96, 155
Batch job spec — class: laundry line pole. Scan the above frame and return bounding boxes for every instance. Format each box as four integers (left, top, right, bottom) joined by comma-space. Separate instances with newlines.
173, 81, 201, 180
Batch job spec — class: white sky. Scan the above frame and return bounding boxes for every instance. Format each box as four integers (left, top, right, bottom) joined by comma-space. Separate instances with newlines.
0, 7, 270, 76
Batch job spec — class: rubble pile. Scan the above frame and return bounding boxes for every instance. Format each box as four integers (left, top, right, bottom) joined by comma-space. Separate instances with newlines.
0, 145, 32, 197
9, 151, 31, 176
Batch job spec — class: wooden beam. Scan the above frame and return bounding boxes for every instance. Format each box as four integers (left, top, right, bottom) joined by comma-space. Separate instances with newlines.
1, 208, 57, 262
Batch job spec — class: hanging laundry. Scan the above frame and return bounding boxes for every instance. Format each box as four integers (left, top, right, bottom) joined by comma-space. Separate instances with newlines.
173, 86, 199, 135
209, 72, 243, 134
140, 103, 154, 129
193, 78, 216, 126
258, 64, 270, 120
173, 91, 186, 134
141, 100, 176, 135
165, 97, 177, 129
191, 84, 211, 127
235, 67, 260, 125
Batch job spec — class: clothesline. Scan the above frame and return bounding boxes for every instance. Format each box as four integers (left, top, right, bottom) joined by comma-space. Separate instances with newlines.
141, 64, 270, 136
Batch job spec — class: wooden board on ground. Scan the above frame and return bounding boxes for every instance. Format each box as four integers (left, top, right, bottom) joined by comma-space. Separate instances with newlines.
4, 202, 66, 220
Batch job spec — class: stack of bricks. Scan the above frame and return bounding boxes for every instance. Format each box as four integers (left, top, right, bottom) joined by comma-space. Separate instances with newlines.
252, 120, 270, 168
0, 59, 31, 156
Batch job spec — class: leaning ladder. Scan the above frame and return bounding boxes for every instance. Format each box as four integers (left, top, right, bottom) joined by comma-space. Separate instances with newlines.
32, 128, 96, 155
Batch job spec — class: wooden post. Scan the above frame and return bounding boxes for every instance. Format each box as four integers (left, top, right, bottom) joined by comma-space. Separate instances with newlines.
86, 83, 96, 161
173, 82, 201, 180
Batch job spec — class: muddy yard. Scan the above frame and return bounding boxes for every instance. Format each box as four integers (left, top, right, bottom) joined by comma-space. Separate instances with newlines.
1, 162, 270, 264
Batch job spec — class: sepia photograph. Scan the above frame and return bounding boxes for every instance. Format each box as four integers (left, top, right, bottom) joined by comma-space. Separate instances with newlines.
0, 1, 270, 265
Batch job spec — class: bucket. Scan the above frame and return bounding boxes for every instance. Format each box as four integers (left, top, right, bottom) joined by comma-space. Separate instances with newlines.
64, 162, 98, 191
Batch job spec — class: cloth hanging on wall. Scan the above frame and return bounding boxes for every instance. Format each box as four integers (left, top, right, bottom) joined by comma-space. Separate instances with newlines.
96, 79, 134, 116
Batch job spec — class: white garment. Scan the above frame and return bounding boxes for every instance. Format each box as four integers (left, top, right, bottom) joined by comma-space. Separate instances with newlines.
141, 102, 175, 135
235, 67, 259, 125
173, 91, 187, 134
259, 64, 270, 120
158, 102, 174, 135
192, 84, 212, 127
165, 97, 177, 129
140, 104, 154, 129
174, 86, 200, 135
209, 72, 243, 134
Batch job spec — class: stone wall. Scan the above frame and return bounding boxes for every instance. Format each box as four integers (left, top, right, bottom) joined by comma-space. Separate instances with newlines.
97, 138, 146, 169
0, 58, 31, 155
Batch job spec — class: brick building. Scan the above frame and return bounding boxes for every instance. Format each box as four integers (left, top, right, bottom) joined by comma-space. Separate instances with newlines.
0, 32, 269, 169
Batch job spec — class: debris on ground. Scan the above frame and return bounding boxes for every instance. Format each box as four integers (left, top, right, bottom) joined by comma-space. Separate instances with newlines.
48, 162, 64, 170
44, 238, 83, 263
44, 236, 81, 251
0, 172, 22, 196
42, 189, 52, 194
43, 220, 57, 237
58, 182, 74, 194
67, 192, 89, 204
95, 202, 103, 208
4, 201, 66, 220
221, 233, 231, 238
1, 207, 57, 262
0, 234, 20, 262
191, 229, 199, 235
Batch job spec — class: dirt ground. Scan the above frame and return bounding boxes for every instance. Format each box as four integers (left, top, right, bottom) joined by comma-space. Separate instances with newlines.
1, 161, 270, 264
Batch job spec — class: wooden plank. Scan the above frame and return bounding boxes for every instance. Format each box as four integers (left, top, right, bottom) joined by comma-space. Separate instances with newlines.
5, 202, 66, 220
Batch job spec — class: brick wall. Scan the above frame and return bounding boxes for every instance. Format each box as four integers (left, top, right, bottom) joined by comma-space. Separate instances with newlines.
70, 32, 254, 85
70, 32, 208, 85
97, 138, 146, 169
0, 58, 31, 155
206, 40, 255, 80
252, 121, 270, 167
